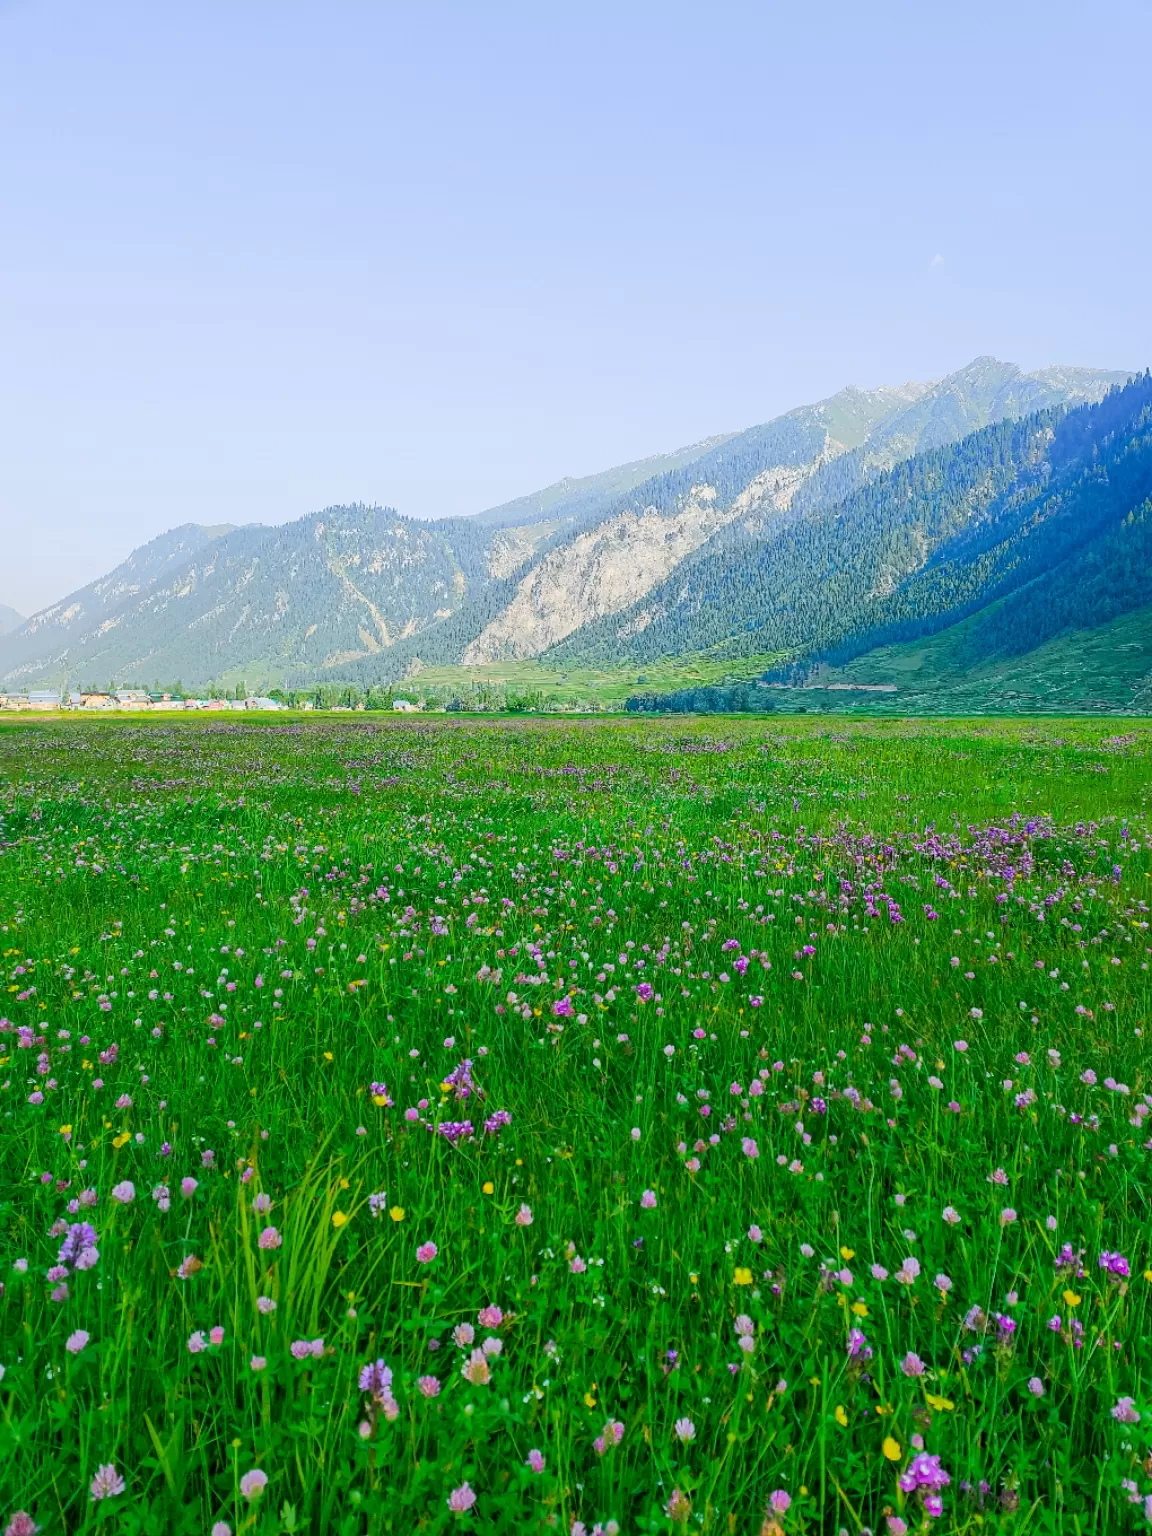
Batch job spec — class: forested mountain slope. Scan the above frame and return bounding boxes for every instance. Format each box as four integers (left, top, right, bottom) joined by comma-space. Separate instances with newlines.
608, 372, 1152, 707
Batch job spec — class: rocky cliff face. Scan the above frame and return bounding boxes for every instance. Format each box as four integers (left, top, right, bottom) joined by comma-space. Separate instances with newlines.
464, 491, 746, 662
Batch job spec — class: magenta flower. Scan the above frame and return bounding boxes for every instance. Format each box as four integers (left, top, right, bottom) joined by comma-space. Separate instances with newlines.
416, 1241, 438, 1264
447, 1483, 477, 1512
640, 1189, 657, 1209
898, 1452, 951, 1493
239, 1469, 268, 1500
89, 1464, 125, 1501
65, 1329, 90, 1354
417, 1374, 441, 1397
1113, 1396, 1141, 1424
257, 1226, 282, 1250
526, 1449, 545, 1473
109, 1181, 135, 1205
768, 1490, 792, 1514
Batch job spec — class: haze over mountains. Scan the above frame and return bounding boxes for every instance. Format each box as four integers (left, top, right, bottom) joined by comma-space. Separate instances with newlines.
2, 356, 1145, 707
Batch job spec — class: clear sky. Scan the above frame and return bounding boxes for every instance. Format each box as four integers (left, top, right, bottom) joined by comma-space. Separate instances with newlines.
2, 0, 1150, 615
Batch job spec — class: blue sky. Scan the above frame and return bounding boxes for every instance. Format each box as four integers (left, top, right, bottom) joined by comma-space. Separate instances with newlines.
2, 0, 1150, 613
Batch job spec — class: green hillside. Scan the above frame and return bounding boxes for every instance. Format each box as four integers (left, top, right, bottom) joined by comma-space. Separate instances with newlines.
808, 601, 1152, 714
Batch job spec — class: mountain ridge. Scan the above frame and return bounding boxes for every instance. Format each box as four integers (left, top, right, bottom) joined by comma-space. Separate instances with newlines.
0, 358, 1135, 696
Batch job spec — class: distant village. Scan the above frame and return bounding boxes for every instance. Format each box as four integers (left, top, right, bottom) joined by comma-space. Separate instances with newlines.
0, 689, 426, 713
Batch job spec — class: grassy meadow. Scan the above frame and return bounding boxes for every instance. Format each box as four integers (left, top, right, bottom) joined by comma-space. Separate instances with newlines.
1, 714, 1151, 1535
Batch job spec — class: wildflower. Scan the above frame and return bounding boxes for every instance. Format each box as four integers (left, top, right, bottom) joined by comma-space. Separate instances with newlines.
665, 1489, 691, 1520
180, 1177, 198, 1199
847, 1328, 872, 1360
257, 1226, 282, 1250
65, 1329, 90, 1354
250, 1355, 267, 1371
1112, 1396, 1141, 1424
594, 1419, 624, 1454
417, 1374, 440, 1397
58, 1223, 99, 1268
900, 1351, 926, 1377
1099, 1251, 1130, 1280
90, 1464, 125, 1500
238, 1469, 268, 1500
447, 1483, 477, 1512
477, 1305, 504, 1328
741, 1137, 759, 1159
768, 1490, 791, 1514
673, 1416, 696, 1443
640, 1190, 657, 1209
1000, 1208, 1017, 1226
898, 1452, 951, 1494
109, 1181, 135, 1205
5, 1515, 38, 1536
461, 1349, 491, 1385
416, 1241, 438, 1263
1027, 1376, 1044, 1397
514, 1203, 533, 1226
187, 1331, 208, 1353
453, 1323, 475, 1347
527, 1449, 545, 1473
359, 1359, 393, 1397
256, 1295, 276, 1313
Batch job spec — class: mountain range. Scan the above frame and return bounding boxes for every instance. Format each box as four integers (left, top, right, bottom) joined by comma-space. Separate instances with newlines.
2, 356, 1147, 711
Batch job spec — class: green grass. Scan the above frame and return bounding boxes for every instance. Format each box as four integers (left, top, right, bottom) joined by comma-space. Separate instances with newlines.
1, 714, 1151, 1534
406, 651, 791, 706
